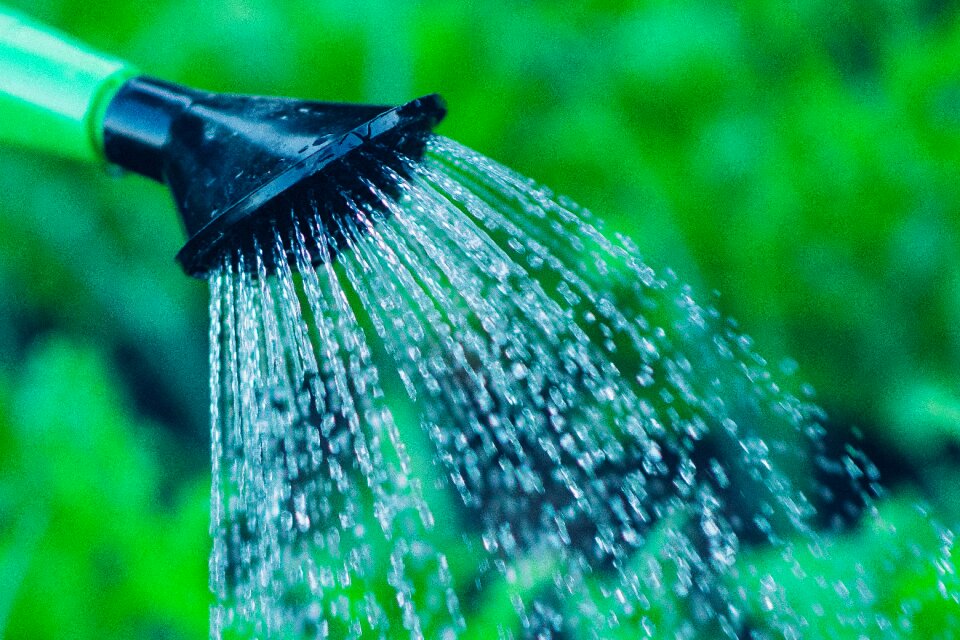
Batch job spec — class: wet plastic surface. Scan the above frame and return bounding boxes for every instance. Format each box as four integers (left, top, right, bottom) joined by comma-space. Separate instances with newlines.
102, 76, 446, 277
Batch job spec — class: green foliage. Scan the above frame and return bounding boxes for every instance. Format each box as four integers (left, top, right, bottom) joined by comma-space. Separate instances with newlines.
0, 0, 958, 637
0, 338, 208, 638
741, 497, 960, 638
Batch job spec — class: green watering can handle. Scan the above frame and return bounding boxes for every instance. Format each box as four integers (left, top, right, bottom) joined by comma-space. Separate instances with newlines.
0, 5, 138, 163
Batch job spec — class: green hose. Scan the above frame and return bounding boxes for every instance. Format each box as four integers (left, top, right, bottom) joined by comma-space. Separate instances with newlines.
0, 5, 137, 163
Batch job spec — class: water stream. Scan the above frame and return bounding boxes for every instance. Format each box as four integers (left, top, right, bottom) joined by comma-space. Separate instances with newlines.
207, 137, 958, 638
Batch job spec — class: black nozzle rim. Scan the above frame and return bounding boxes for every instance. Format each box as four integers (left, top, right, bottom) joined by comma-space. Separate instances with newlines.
102, 76, 446, 279
174, 93, 445, 277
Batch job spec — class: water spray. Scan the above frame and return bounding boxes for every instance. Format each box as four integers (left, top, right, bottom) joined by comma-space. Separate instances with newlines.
4, 6, 957, 639
0, 5, 445, 277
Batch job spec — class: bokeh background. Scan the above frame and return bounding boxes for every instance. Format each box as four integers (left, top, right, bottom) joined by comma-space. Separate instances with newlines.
0, 0, 958, 637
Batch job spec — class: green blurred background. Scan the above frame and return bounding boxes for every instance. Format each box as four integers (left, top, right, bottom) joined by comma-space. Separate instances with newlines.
0, 0, 958, 637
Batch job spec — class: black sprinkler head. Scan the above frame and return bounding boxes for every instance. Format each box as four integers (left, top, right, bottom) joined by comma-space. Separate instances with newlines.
101, 76, 446, 278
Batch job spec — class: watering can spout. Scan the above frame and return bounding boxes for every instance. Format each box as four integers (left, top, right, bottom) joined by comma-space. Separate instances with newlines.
0, 5, 446, 278
102, 76, 446, 277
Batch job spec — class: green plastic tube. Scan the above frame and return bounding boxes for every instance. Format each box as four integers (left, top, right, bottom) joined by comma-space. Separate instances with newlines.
0, 6, 137, 163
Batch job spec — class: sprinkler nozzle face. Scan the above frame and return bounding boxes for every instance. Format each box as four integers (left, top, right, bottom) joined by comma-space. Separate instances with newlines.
102, 77, 446, 278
